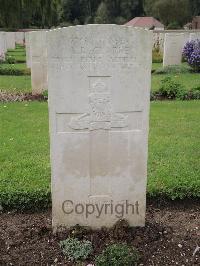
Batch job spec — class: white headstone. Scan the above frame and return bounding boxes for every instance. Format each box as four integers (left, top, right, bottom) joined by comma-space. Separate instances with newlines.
0, 32, 7, 60
189, 32, 200, 41
30, 31, 48, 94
15, 32, 24, 45
163, 33, 185, 67
6, 32, 15, 49
25, 32, 31, 68
47, 25, 152, 230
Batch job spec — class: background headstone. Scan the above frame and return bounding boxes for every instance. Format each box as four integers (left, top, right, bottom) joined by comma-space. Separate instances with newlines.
30, 31, 48, 94
6, 32, 15, 50
15, 32, 24, 45
189, 32, 200, 41
163, 33, 185, 67
25, 32, 31, 68
183, 32, 190, 46
0, 32, 7, 60
47, 25, 152, 230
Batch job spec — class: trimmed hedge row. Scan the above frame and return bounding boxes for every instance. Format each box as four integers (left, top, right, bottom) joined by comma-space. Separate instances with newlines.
0, 188, 51, 211
0, 67, 30, 76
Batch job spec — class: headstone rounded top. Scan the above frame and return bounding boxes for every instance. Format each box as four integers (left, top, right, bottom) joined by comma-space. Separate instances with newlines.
47, 24, 151, 34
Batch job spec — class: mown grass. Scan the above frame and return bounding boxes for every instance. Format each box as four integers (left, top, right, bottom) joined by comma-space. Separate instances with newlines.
152, 62, 162, 71
148, 101, 200, 199
0, 101, 199, 210
6, 45, 26, 62
0, 102, 50, 210
0, 75, 31, 92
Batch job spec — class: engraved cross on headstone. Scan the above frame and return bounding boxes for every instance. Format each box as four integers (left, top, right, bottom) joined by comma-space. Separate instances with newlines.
68, 77, 129, 198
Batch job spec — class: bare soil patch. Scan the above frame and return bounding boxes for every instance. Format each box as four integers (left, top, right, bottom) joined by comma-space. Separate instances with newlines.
0, 199, 199, 265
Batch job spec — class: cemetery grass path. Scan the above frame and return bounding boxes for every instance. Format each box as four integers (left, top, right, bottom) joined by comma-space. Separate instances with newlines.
0, 101, 199, 210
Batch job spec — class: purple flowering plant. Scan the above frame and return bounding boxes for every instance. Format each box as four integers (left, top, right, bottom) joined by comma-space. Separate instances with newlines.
183, 39, 200, 72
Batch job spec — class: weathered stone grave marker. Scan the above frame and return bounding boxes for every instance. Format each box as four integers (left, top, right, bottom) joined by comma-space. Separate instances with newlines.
189, 32, 200, 41
25, 32, 31, 68
0, 32, 7, 59
30, 31, 47, 94
15, 32, 24, 45
163, 33, 185, 67
47, 25, 152, 229
6, 32, 15, 50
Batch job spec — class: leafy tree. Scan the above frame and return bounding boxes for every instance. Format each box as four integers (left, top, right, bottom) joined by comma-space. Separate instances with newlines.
120, 0, 144, 21
0, 0, 197, 29
94, 2, 110, 23
189, 0, 200, 16
155, 0, 191, 27
144, 0, 192, 27
144, 0, 159, 16
0, 0, 22, 28
104, 0, 144, 23
62, 0, 96, 24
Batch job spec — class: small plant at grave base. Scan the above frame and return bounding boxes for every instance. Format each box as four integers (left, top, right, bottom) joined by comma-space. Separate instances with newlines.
42, 90, 48, 99
183, 39, 200, 72
187, 86, 200, 100
152, 48, 163, 63
0, 66, 30, 76
59, 237, 93, 262
95, 243, 140, 266
156, 76, 187, 100
6, 55, 16, 64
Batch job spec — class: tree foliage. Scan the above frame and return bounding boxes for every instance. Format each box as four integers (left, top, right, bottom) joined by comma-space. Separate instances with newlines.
0, 0, 198, 29
144, 0, 197, 28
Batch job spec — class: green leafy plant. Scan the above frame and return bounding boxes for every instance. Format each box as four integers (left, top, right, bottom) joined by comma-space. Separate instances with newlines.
152, 48, 163, 63
6, 55, 16, 64
42, 90, 48, 98
156, 76, 187, 100
60, 237, 93, 262
0, 66, 30, 76
166, 21, 181, 29
95, 243, 139, 266
187, 86, 200, 99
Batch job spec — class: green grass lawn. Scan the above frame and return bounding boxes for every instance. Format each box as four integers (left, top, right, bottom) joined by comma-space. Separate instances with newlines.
152, 62, 162, 71
6, 46, 26, 62
0, 75, 31, 92
0, 101, 199, 210
148, 101, 200, 199
0, 102, 50, 209
152, 72, 200, 92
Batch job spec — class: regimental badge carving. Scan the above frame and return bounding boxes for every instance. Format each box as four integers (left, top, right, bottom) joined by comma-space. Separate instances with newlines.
69, 79, 128, 130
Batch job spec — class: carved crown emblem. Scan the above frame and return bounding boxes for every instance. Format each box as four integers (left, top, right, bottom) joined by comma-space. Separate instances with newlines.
91, 79, 107, 93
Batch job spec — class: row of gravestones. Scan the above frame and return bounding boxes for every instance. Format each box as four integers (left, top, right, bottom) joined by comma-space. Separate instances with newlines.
26, 30, 200, 96
0, 32, 24, 59
153, 31, 200, 54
